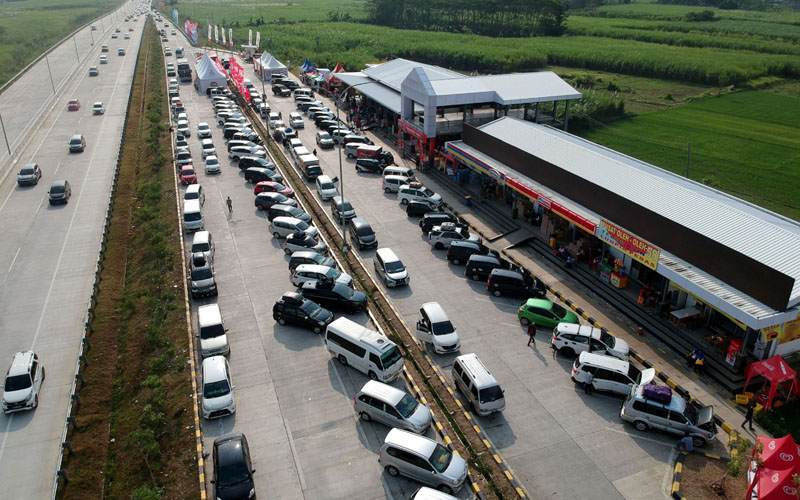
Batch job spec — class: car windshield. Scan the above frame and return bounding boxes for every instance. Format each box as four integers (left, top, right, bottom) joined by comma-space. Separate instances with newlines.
600, 331, 615, 346
384, 260, 405, 273
379, 346, 403, 370
200, 324, 224, 340
217, 454, 251, 487
422, 188, 435, 197
480, 385, 504, 404
295, 220, 309, 230
356, 226, 373, 237
684, 403, 698, 424
191, 268, 212, 280
334, 284, 354, 299
183, 168, 195, 175
395, 393, 419, 418
300, 300, 323, 318
185, 212, 202, 222
273, 183, 287, 191
207, 158, 218, 165
203, 379, 230, 398
70, 138, 82, 145
341, 201, 353, 211
319, 181, 334, 190
429, 444, 453, 473
319, 133, 331, 139
552, 303, 569, 319
20, 167, 34, 175
50, 185, 65, 193
4, 374, 32, 392
192, 243, 210, 252
432, 320, 455, 336
323, 268, 340, 279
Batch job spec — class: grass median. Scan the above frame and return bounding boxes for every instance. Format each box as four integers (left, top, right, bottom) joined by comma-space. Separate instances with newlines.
57, 18, 196, 500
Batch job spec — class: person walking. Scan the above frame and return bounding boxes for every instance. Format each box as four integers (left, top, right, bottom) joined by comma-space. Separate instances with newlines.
584, 371, 594, 395
694, 349, 705, 375
226, 196, 233, 214
742, 402, 756, 431
527, 323, 537, 346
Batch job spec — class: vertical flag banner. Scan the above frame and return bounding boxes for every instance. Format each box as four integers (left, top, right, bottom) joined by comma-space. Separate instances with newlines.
184, 20, 198, 45
229, 58, 251, 103
228, 28, 233, 48
172, 8, 178, 24
248, 29, 253, 46
221, 26, 226, 46
214, 25, 219, 44
255, 31, 261, 49
207, 24, 211, 42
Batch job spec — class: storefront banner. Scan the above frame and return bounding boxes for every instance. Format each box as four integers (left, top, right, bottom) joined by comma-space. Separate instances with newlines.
504, 175, 596, 234
597, 220, 661, 270
779, 317, 800, 344
447, 144, 502, 180
537, 195, 551, 210
726, 338, 743, 366
399, 120, 426, 141
761, 324, 783, 342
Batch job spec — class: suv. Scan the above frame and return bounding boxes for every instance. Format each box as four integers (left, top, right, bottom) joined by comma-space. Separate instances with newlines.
331, 196, 356, 223
189, 255, 218, 299
48, 179, 72, 204
254, 192, 296, 211
398, 183, 442, 207
446, 240, 499, 266
68, 134, 86, 152
355, 159, 384, 174
552, 323, 630, 359
282, 232, 328, 256
2, 351, 45, 414
273, 292, 334, 334
245, 167, 281, 184
238, 156, 276, 171
420, 212, 459, 235
487, 269, 546, 299
291, 264, 352, 288
300, 280, 366, 314
348, 218, 377, 250
379, 429, 468, 494
428, 222, 480, 250
17, 163, 42, 186
268, 205, 310, 223
271, 84, 291, 97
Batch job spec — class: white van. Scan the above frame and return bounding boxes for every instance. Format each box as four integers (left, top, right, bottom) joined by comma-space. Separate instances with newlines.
183, 199, 203, 232
197, 304, 229, 358
373, 247, 409, 287
190, 230, 214, 262
416, 302, 460, 354
452, 353, 505, 416
398, 184, 442, 207
572, 351, 655, 396
184, 184, 204, 206
325, 317, 404, 382
382, 175, 408, 194
383, 166, 414, 180
293, 88, 313, 100
201, 356, 235, 419
292, 145, 310, 161
297, 154, 322, 180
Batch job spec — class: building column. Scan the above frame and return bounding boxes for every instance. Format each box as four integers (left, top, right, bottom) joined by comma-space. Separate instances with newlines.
564, 101, 570, 131
523, 104, 529, 120
553, 101, 558, 121
493, 104, 498, 119
534, 103, 539, 123
504, 105, 509, 117
463, 105, 467, 122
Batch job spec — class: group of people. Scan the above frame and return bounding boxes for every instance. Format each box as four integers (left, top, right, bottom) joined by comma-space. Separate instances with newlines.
686, 348, 705, 374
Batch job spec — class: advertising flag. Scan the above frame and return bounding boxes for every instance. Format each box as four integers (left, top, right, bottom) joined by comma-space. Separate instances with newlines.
207, 24, 211, 42
221, 26, 226, 46
228, 28, 233, 48
214, 25, 219, 44
184, 20, 198, 45
255, 31, 260, 49
229, 58, 251, 103
172, 8, 178, 24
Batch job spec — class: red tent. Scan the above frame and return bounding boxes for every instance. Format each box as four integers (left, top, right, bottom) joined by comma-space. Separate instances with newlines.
743, 355, 799, 409
750, 466, 800, 499
331, 61, 345, 73
758, 435, 800, 469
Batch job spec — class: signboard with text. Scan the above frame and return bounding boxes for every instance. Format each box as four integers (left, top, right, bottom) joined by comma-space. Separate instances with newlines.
596, 220, 661, 270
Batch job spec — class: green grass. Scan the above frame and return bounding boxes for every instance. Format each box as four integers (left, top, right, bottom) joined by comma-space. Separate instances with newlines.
577, 91, 800, 219
0, 0, 123, 87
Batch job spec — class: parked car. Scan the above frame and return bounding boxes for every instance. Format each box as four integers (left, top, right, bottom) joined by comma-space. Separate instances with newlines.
229, 146, 266, 161
572, 351, 655, 396
239, 156, 276, 171
428, 223, 480, 250
177, 119, 190, 137
202, 356, 234, 419
551, 323, 630, 359
349, 218, 378, 250
288, 250, 335, 271
331, 196, 356, 223
379, 429, 468, 494
299, 280, 366, 314
17, 163, 42, 186
355, 159, 385, 174
1, 351, 45, 414
176, 150, 193, 168
254, 192, 296, 211
67, 99, 80, 111
406, 201, 438, 218
273, 292, 334, 334
254, 181, 294, 198
282, 230, 329, 255
270, 216, 318, 239
487, 269, 546, 299
316, 175, 338, 201
244, 167, 281, 184
399, 183, 442, 207
268, 204, 310, 223
88, 66, 99, 76
189, 255, 218, 298
291, 264, 353, 288
373, 248, 409, 287
415, 302, 461, 355
355, 381, 431, 433
180, 165, 198, 185
271, 84, 290, 97
517, 298, 579, 328
201, 139, 216, 159
420, 213, 460, 235
205, 156, 221, 175
315, 131, 335, 149
197, 122, 212, 138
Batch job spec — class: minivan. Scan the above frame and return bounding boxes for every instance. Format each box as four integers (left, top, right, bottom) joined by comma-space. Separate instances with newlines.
416, 302, 460, 355
68, 134, 86, 153
373, 248, 409, 287
487, 269, 546, 298
269, 216, 317, 239
452, 353, 505, 416
316, 175, 338, 201
201, 356, 235, 419
183, 199, 204, 232
354, 381, 431, 433
325, 317, 404, 382
197, 304, 230, 358
291, 264, 353, 288
288, 250, 335, 271
379, 429, 468, 494
621, 384, 717, 447
398, 184, 442, 207
48, 180, 72, 205
383, 166, 414, 181
465, 254, 504, 282
331, 196, 356, 223
348, 218, 377, 250
446, 240, 483, 266
293, 88, 313, 99
571, 351, 655, 396
191, 231, 214, 262
297, 154, 321, 180
382, 175, 408, 194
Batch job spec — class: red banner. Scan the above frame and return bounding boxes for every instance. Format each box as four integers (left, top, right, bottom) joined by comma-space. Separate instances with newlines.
228, 58, 250, 103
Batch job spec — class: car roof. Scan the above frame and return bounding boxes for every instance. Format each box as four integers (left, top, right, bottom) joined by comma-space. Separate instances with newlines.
272, 216, 302, 225
420, 302, 449, 323
578, 351, 629, 372
214, 432, 246, 463
385, 428, 437, 457
70, 134, 82, 140
294, 264, 332, 274
557, 323, 601, 339
7, 351, 35, 376
350, 217, 369, 228
51, 179, 67, 187
375, 247, 400, 262
202, 356, 228, 382
526, 298, 554, 309
450, 240, 480, 249
360, 380, 406, 406
633, 384, 686, 412
454, 353, 499, 388
192, 230, 210, 243
489, 268, 522, 279
467, 254, 499, 264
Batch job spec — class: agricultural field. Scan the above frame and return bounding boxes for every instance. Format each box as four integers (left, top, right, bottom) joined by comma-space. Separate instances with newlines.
0, 0, 123, 87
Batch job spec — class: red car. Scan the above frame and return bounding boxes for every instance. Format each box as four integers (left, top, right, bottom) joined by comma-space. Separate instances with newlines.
180, 165, 198, 185
67, 99, 80, 111
253, 181, 294, 198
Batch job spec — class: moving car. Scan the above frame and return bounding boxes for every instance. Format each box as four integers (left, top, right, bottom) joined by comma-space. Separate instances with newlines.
99, 55, 108, 64
1, 351, 45, 414
197, 122, 212, 138
67, 99, 80, 111
92, 102, 105, 115
373, 248, 409, 287
355, 159, 384, 174
17, 163, 42, 186
201, 138, 216, 159
244, 167, 281, 184
204, 155, 221, 175
68, 134, 86, 152
88, 66, 99, 77
517, 298, 579, 328
48, 180, 71, 204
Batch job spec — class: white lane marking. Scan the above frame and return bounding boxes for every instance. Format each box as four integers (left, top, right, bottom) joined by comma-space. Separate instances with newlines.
6, 247, 21, 274
0, 415, 14, 467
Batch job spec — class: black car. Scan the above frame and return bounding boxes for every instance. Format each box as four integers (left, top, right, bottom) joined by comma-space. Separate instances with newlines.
267, 204, 311, 223
420, 212, 460, 235
212, 433, 256, 500
282, 232, 328, 256
245, 167, 281, 184
377, 151, 394, 166
273, 292, 334, 334
288, 250, 335, 271
223, 126, 248, 140
317, 119, 339, 131
255, 192, 297, 210
355, 159, 384, 174
313, 114, 336, 126
446, 240, 482, 266
348, 217, 378, 250
271, 84, 291, 97
273, 78, 299, 90
232, 131, 262, 144
487, 269, 547, 299
238, 156, 276, 171
465, 254, 512, 282
406, 201, 439, 218
48, 179, 71, 205
300, 280, 367, 314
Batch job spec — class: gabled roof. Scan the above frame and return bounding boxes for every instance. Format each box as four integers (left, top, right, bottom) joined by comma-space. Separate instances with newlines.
429, 72, 581, 105
362, 58, 465, 92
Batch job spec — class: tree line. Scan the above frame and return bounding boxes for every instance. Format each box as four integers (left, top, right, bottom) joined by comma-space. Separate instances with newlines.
363, 0, 568, 37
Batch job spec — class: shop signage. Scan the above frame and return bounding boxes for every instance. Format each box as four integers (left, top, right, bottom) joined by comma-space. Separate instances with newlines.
537, 195, 552, 210
399, 120, 426, 141
779, 317, 800, 345
761, 324, 782, 342
597, 220, 661, 270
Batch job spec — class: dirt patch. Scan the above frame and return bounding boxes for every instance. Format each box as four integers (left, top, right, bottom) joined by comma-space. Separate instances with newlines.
681, 453, 748, 500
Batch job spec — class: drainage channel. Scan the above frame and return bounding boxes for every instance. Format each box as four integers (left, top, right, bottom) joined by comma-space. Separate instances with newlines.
234, 91, 525, 500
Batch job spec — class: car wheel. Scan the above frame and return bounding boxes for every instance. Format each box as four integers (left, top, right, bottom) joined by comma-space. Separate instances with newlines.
434, 242, 444, 250
384, 187, 392, 193
560, 347, 575, 357
312, 325, 322, 334
368, 371, 378, 381
472, 274, 481, 281
284, 248, 293, 255
452, 258, 461, 265
692, 436, 706, 448
438, 485, 453, 495
400, 198, 409, 205
338, 354, 348, 366
360, 411, 371, 422
278, 318, 287, 326
633, 420, 649, 432
519, 317, 530, 326
273, 232, 281, 239
386, 466, 399, 477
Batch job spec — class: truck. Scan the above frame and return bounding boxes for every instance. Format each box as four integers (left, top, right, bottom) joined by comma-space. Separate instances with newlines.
177, 59, 192, 82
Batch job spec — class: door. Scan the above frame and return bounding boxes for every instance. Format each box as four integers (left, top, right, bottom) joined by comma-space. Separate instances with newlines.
591, 368, 615, 392
416, 312, 432, 343
383, 403, 406, 429
606, 371, 634, 395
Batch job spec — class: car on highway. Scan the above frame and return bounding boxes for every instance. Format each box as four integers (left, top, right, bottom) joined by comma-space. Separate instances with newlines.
282, 232, 328, 256
92, 102, 105, 115
67, 98, 80, 111
68, 134, 86, 153
180, 165, 198, 185
88, 66, 99, 76
299, 280, 366, 314
244, 167, 281, 184
189, 255, 217, 298
2, 351, 45, 414
197, 122, 212, 138
124, 33, 130, 40
315, 131, 334, 149
428, 222, 480, 250
291, 264, 352, 288
267, 204, 310, 224
202, 356, 235, 419
201, 139, 216, 159
100, 54, 108, 64
101, 44, 108, 52
254, 192, 296, 211
315, 175, 338, 201
229, 146, 265, 161
111, 33, 118, 39
273, 292, 334, 334
115, 27, 120, 33
211, 433, 256, 499
254, 181, 294, 198
517, 298, 579, 328
17, 163, 42, 186
205, 155, 221, 175
270, 216, 318, 239
551, 323, 630, 359
48, 179, 71, 205
118, 47, 125, 56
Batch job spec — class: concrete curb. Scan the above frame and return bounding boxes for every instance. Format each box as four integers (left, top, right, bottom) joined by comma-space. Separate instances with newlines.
671, 449, 731, 499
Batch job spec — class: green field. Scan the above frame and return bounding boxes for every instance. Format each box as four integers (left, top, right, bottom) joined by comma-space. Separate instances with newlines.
0, 0, 123, 87
578, 91, 800, 219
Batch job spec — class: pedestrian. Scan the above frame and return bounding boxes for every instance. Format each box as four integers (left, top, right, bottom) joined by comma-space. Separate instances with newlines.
226, 196, 233, 214
677, 432, 694, 452
742, 402, 756, 431
694, 349, 705, 374
685, 349, 696, 369
584, 371, 594, 395
313, 148, 317, 156
527, 323, 537, 346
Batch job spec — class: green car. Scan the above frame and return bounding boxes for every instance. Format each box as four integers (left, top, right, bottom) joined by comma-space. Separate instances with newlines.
517, 298, 579, 328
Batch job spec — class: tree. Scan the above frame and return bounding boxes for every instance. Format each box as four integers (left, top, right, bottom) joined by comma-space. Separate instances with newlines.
711, 432, 754, 494
126, 429, 160, 486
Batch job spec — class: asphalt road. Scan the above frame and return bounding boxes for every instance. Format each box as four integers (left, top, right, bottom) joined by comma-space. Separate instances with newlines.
0, 5, 146, 499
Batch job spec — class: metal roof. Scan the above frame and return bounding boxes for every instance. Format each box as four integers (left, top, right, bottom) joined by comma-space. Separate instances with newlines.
429, 72, 581, 106
362, 58, 465, 92
475, 117, 800, 309
333, 72, 422, 114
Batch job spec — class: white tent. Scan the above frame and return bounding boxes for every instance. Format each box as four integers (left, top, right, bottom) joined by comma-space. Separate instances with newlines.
194, 53, 227, 95
255, 52, 288, 82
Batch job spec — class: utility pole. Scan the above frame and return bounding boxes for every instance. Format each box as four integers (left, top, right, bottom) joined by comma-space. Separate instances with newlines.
45, 55, 56, 94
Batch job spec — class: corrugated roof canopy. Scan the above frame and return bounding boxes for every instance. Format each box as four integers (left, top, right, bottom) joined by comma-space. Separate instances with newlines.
429, 72, 582, 105
362, 58, 465, 92
333, 72, 423, 114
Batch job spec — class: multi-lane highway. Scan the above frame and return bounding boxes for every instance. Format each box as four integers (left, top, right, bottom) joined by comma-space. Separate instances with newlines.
0, 3, 145, 498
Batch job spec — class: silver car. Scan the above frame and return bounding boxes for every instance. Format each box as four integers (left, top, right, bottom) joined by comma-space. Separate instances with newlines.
379, 429, 467, 494
189, 255, 218, 299
355, 381, 430, 433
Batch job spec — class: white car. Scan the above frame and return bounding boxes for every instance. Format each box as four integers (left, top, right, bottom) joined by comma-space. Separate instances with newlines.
201, 138, 216, 158
290, 264, 353, 288
176, 119, 190, 137
269, 216, 318, 239
428, 222, 480, 250
201, 356, 235, 419
99, 55, 108, 64
176, 112, 189, 123
551, 323, 630, 360
398, 183, 442, 207
289, 112, 304, 129
92, 102, 105, 115
205, 155, 221, 174
316, 175, 338, 201
416, 302, 461, 355
197, 122, 212, 138
2, 351, 45, 414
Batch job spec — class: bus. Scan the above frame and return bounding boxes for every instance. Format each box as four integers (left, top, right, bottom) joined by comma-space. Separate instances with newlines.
177, 59, 192, 82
